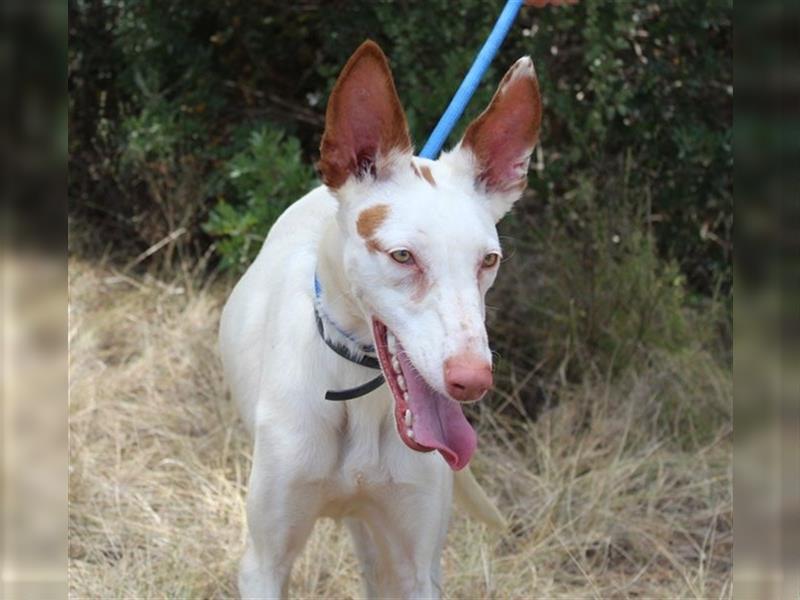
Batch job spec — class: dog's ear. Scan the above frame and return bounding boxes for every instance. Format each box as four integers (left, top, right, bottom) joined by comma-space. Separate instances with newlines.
450, 57, 541, 222
318, 40, 412, 190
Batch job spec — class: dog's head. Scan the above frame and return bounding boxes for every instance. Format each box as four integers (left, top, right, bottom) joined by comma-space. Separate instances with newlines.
319, 41, 541, 470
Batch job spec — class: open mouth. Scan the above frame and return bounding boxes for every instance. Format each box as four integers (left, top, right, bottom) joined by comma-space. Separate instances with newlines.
372, 319, 477, 470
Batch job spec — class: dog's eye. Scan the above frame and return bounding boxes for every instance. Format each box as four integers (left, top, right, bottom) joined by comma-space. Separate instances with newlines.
389, 249, 414, 265
482, 253, 500, 268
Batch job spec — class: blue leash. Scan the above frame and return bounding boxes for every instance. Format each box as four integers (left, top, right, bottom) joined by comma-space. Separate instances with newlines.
419, 0, 525, 159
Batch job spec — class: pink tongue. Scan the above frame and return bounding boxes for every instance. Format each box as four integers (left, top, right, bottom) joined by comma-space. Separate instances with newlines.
397, 347, 477, 470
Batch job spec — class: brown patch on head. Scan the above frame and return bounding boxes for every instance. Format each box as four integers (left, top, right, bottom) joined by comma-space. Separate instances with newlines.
365, 239, 382, 254
419, 165, 437, 187
356, 203, 390, 243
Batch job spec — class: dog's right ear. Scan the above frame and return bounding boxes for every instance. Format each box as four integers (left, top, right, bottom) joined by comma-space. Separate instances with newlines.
318, 40, 412, 190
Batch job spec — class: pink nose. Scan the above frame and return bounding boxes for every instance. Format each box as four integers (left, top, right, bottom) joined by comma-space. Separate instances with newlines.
444, 355, 493, 402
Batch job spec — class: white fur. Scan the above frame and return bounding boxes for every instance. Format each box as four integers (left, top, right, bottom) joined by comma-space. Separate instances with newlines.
220, 174, 501, 598
220, 56, 537, 600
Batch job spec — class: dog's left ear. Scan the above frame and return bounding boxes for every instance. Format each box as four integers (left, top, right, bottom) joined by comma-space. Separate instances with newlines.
448, 57, 542, 222
318, 40, 412, 191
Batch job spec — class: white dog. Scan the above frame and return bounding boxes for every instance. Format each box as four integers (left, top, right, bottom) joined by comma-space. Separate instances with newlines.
219, 40, 541, 598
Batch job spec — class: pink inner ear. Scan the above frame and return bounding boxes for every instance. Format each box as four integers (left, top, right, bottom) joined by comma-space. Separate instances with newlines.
319, 41, 411, 189
461, 65, 542, 192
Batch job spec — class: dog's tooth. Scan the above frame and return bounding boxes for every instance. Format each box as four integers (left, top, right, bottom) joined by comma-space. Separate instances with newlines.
404, 409, 413, 427
407, 428, 415, 439
403, 392, 409, 402
387, 332, 397, 353
391, 356, 400, 372
396, 375, 406, 391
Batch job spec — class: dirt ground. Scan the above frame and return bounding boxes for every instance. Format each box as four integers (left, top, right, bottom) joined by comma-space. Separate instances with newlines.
69, 259, 732, 598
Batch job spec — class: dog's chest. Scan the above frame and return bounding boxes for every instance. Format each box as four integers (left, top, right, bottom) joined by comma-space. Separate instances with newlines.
319, 398, 442, 518
335, 399, 397, 486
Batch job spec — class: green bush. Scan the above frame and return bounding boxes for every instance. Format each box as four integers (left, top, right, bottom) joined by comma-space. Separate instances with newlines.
70, 0, 731, 292
115, 96, 210, 260
204, 124, 317, 269
68, 0, 731, 383
490, 171, 696, 387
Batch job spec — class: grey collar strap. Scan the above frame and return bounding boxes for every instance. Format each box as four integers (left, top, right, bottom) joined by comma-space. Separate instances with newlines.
313, 273, 385, 401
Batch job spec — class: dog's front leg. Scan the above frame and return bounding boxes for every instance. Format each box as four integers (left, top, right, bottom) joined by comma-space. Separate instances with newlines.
238, 431, 326, 599
367, 465, 453, 599
399, 488, 451, 600
345, 518, 385, 597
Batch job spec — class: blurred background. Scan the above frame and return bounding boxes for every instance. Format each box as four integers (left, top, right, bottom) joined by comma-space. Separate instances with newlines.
2, 1, 66, 598
64, 0, 741, 597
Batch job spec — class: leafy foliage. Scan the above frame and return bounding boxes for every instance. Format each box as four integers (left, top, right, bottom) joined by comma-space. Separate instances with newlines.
68, 0, 731, 378
490, 170, 702, 394
204, 125, 317, 269
69, 0, 731, 291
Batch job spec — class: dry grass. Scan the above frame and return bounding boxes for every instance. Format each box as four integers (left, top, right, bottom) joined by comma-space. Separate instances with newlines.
69, 259, 732, 599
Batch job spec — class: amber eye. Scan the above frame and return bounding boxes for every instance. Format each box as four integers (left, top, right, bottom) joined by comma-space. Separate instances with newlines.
390, 249, 414, 265
482, 253, 500, 268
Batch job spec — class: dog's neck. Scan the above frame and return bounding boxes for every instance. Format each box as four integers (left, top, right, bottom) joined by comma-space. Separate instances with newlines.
315, 218, 373, 351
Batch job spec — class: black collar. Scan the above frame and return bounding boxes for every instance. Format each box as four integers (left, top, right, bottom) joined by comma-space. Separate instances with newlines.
313, 277, 385, 401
